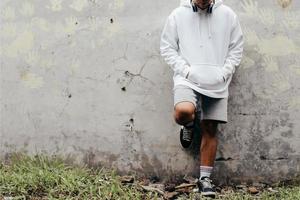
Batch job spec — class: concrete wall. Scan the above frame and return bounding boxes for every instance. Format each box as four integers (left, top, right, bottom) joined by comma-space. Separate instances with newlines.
0, 0, 299, 184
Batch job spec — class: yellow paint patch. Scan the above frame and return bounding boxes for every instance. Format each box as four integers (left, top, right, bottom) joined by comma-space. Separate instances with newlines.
240, 56, 255, 69
64, 16, 79, 34
243, 27, 260, 46
31, 17, 50, 32
257, 35, 300, 56
277, 0, 292, 8
88, 16, 102, 31
258, 8, 275, 26
263, 56, 279, 72
20, 2, 35, 17
40, 58, 54, 69
48, 0, 63, 12
289, 96, 300, 109
288, 64, 300, 75
271, 78, 290, 92
241, 0, 259, 17
109, 0, 125, 11
20, 71, 44, 89
25, 51, 40, 66
70, 59, 80, 75
70, 0, 88, 12
4, 30, 34, 58
105, 22, 121, 38
282, 11, 299, 30
255, 73, 291, 99
1, 23, 17, 38
2, 6, 16, 20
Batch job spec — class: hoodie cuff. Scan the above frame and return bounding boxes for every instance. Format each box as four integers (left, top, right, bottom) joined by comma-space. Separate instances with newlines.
181, 65, 190, 78
221, 65, 233, 81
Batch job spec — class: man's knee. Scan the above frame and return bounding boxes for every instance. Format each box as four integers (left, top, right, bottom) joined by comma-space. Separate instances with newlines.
174, 102, 196, 125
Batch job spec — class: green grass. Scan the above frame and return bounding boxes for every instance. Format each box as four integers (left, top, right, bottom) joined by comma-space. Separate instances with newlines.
0, 152, 157, 200
0, 152, 299, 200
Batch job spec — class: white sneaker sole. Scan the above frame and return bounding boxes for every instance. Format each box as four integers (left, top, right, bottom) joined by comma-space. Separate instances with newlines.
201, 191, 216, 197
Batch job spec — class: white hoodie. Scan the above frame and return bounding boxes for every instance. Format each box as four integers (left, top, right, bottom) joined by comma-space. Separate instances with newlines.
160, 0, 244, 98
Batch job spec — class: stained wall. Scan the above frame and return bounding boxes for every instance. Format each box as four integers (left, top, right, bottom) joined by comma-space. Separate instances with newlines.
0, 0, 299, 184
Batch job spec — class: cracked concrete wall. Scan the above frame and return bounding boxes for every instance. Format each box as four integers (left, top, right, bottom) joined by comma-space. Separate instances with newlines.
0, 0, 299, 184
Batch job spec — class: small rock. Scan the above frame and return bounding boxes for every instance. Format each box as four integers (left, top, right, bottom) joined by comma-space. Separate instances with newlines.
183, 175, 197, 183
165, 183, 176, 192
140, 185, 164, 195
149, 183, 165, 191
138, 178, 150, 186
192, 187, 199, 193
253, 182, 266, 188
175, 183, 196, 189
236, 184, 247, 189
164, 191, 179, 199
120, 175, 134, 184
248, 186, 259, 194
267, 187, 279, 193
175, 183, 196, 193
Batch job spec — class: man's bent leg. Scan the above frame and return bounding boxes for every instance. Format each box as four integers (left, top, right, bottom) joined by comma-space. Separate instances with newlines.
174, 101, 196, 125
174, 101, 197, 148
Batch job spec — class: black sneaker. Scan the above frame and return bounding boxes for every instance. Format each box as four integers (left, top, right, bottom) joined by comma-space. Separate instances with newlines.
179, 124, 194, 148
197, 176, 216, 198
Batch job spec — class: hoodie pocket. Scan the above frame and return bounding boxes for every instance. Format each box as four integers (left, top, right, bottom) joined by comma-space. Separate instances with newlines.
187, 64, 226, 90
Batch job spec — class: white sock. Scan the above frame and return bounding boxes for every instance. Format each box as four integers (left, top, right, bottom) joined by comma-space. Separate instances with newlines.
200, 166, 213, 179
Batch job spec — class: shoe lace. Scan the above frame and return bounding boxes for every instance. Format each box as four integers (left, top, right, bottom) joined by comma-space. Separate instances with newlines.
182, 126, 193, 141
199, 177, 215, 189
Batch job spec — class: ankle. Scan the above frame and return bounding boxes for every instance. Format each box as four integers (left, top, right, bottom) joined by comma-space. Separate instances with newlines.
200, 165, 213, 179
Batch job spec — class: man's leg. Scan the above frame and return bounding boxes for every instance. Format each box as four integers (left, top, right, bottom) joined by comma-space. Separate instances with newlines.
197, 119, 219, 198
200, 119, 218, 168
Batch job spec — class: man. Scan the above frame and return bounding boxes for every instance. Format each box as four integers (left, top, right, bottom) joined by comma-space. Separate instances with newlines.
160, 0, 243, 198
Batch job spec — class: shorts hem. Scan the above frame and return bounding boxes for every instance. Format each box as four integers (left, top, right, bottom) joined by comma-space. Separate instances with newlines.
202, 118, 227, 124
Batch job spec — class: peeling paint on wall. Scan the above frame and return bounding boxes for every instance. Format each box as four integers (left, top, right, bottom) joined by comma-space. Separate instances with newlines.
262, 56, 279, 72
24, 51, 40, 66
20, 71, 44, 89
258, 8, 275, 26
240, 56, 255, 69
64, 16, 80, 35
277, 0, 293, 8
109, 0, 125, 11
243, 27, 260, 46
1, 0, 299, 184
289, 96, 300, 109
1, 6, 16, 20
20, 2, 35, 17
257, 35, 299, 56
69, 59, 80, 75
47, 0, 63, 12
241, 0, 259, 17
282, 11, 299, 30
3, 30, 34, 58
1, 23, 17, 38
31, 18, 50, 32
288, 64, 300, 75
70, 0, 88, 12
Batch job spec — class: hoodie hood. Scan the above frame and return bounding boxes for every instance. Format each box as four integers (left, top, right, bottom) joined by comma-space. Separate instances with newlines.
180, 0, 223, 38
180, 0, 223, 10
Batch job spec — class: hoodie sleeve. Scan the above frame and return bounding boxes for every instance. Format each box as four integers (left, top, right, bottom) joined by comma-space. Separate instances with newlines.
222, 14, 244, 81
160, 13, 190, 78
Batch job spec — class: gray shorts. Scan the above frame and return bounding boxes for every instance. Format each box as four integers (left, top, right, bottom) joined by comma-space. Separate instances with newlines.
173, 85, 228, 124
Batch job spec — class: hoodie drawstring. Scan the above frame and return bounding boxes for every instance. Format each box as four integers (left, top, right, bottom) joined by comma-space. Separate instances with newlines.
208, 13, 212, 39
